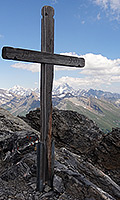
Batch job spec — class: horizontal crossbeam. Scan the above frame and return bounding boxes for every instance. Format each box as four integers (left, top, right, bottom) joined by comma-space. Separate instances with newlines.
2, 47, 85, 68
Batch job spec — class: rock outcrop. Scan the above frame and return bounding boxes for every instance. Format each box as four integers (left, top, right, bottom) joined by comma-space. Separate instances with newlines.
0, 107, 120, 199
94, 127, 120, 170
19, 108, 120, 186
0, 107, 38, 133
19, 108, 104, 153
88, 127, 120, 186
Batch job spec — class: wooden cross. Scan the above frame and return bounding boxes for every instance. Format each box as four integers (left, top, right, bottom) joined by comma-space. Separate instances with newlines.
2, 6, 85, 192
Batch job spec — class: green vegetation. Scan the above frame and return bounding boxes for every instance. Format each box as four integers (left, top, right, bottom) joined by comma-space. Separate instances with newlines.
56, 98, 120, 133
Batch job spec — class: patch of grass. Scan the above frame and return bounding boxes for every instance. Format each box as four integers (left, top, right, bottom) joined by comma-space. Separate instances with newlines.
56, 98, 120, 133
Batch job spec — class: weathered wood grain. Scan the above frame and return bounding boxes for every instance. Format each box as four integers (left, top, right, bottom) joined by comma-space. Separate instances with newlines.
40, 5, 54, 189
2, 46, 85, 67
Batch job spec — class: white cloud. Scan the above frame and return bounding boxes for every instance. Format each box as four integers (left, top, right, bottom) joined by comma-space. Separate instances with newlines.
81, 20, 85, 24
93, 0, 120, 20
54, 52, 120, 92
54, 74, 120, 92
53, 76, 108, 91
97, 13, 101, 20
51, 0, 57, 4
60, 52, 79, 57
11, 61, 77, 72
94, 0, 109, 9
81, 53, 120, 76
55, 66, 76, 71
11, 63, 40, 72
11, 52, 120, 92
55, 52, 83, 71
34, 82, 38, 85
56, 52, 120, 78
11, 52, 120, 77
110, 0, 120, 11
11, 52, 84, 72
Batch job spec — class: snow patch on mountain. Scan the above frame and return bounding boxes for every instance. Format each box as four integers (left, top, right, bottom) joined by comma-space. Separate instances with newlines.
8, 85, 39, 97
53, 83, 76, 95
0, 84, 120, 107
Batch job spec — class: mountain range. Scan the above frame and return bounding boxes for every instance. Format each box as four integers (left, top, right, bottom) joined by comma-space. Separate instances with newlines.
0, 83, 120, 132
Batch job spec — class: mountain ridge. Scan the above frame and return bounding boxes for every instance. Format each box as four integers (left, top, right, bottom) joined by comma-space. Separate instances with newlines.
1, 84, 120, 100
0, 84, 120, 132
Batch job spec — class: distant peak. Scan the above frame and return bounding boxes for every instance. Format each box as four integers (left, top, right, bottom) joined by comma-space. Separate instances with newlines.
10, 85, 24, 90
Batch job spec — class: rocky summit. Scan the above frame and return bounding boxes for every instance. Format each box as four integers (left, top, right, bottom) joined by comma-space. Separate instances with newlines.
0, 107, 120, 199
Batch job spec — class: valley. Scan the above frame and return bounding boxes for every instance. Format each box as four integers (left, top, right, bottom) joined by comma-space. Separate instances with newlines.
56, 96, 120, 133
0, 84, 120, 133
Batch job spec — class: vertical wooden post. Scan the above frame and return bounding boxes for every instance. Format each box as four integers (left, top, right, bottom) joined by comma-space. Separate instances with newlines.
1, 4, 85, 194
37, 6, 54, 192
36, 141, 44, 191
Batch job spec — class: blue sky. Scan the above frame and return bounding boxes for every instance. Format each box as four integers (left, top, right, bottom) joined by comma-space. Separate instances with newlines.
0, 0, 120, 93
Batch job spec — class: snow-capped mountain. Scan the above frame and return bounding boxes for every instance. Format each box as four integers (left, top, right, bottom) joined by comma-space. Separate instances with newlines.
0, 84, 120, 119
53, 83, 76, 96
0, 84, 120, 106
0, 84, 120, 132
53, 83, 92, 98
83, 88, 120, 101
0, 89, 14, 105
53, 84, 120, 100
8, 85, 39, 97
1, 84, 120, 102
0, 86, 40, 115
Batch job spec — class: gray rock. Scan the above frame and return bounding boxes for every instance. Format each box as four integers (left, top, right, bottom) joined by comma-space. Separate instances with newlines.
53, 175, 65, 193
0, 108, 120, 200
20, 108, 120, 186
15, 193, 25, 200
44, 185, 51, 193
0, 107, 38, 133
54, 147, 120, 200
19, 108, 103, 154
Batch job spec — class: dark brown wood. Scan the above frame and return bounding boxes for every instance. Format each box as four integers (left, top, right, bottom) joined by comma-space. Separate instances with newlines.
2, 46, 85, 67
36, 142, 44, 191
40, 5, 54, 189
